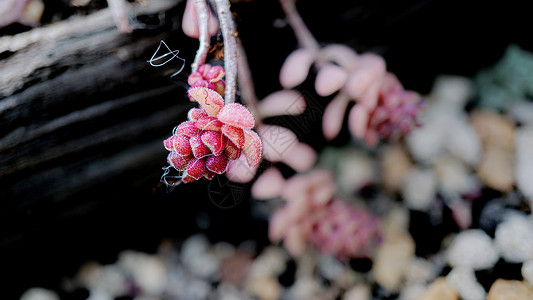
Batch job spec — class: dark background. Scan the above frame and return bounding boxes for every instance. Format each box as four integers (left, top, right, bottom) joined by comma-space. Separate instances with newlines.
1, 0, 532, 298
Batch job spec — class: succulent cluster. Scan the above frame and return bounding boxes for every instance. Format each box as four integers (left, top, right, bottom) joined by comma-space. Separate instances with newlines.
268, 169, 381, 259
163, 64, 262, 184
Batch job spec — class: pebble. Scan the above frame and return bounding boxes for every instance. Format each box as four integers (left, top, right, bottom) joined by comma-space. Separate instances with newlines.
415, 277, 458, 300
180, 234, 220, 279
515, 126, 533, 206
342, 284, 370, 300
494, 213, 533, 263
434, 156, 479, 196
406, 257, 437, 284
118, 250, 167, 295
446, 266, 486, 300
470, 110, 516, 151
246, 277, 282, 300
476, 147, 514, 192
380, 143, 413, 193
19, 288, 60, 300
522, 260, 533, 286
486, 279, 533, 300
399, 283, 426, 300
373, 208, 415, 291
446, 229, 499, 270
401, 167, 437, 211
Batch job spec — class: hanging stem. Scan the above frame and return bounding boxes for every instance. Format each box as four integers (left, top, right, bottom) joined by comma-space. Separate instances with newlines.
213, 0, 238, 104
236, 41, 263, 127
278, 0, 320, 54
191, 0, 211, 73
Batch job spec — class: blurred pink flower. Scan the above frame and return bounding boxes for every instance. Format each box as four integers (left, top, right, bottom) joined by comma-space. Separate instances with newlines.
266, 169, 381, 259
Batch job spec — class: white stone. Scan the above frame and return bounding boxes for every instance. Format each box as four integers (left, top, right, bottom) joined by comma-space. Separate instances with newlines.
516, 126, 533, 207
522, 260, 533, 286
444, 119, 481, 166
434, 156, 479, 196
337, 149, 376, 195
402, 168, 437, 211
446, 267, 486, 300
399, 283, 426, 300
431, 76, 473, 108
406, 257, 437, 284
495, 214, 533, 263
181, 234, 220, 279
248, 246, 287, 278
118, 250, 167, 295
342, 284, 370, 300
446, 229, 499, 270
19, 288, 60, 300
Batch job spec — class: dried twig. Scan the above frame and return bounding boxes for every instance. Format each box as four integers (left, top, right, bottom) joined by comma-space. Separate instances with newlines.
191, 0, 211, 72
212, 0, 238, 104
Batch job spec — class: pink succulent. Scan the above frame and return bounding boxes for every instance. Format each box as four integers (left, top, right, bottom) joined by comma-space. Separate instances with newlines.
188, 64, 226, 96
162, 68, 262, 185
265, 169, 381, 259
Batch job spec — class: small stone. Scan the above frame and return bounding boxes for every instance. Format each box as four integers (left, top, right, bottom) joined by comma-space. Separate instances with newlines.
486, 279, 533, 300
516, 126, 533, 207
446, 229, 499, 270
415, 277, 458, 300
476, 147, 514, 192
446, 266, 486, 300
470, 110, 515, 152
342, 284, 371, 300
399, 283, 426, 300
406, 257, 438, 284
373, 212, 415, 291
118, 250, 166, 295
19, 288, 60, 300
181, 234, 220, 279
401, 167, 437, 211
246, 277, 282, 300
337, 149, 376, 195
434, 156, 479, 196
522, 260, 533, 286
381, 144, 413, 193
495, 214, 533, 263
248, 246, 287, 278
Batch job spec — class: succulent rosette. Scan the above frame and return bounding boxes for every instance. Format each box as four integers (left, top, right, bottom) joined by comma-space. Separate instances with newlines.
163, 65, 262, 184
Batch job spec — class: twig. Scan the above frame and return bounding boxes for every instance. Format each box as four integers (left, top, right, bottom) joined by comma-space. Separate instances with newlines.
191, 0, 211, 72
213, 0, 238, 104
236, 41, 262, 127
278, 0, 320, 54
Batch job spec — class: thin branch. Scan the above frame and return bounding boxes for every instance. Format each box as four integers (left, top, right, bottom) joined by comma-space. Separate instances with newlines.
236, 41, 263, 127
191, 0, 211, 72
278, 0, 320, 53
213, 0, 238, 104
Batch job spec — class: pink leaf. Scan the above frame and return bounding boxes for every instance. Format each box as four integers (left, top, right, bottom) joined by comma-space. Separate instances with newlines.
320, 44, 361, 71
345, 54, 386, 99
268, 208, 290, 242
206, 155, 229, 174
189, 135, 211, 158
279, 48, 316, 89
225, 153, 259, 183
167, 152, 192, 171
163, 136, 175, 151
221, 124, 245, 148
280, 142, 317, 172
315, 64, 348, 97
284, 225, 306, 256
257, 90, 307, 118
195, 116, 223, 132
188, 108, 208, 121
242, 129, 262, 166
205, 65, 225, 82
348, 105, 369, 139
217, 103, 255, 129
322, 94, 350, 140
173, 134, 192, 156
188, 87, 224, 117
251, 166, 285, 200
181, 0, 219, 38
201, 131, 225, 156
224, 140, 242, 160
186, 157, 207, 180
257, 125, 297, 162
175, 121, 202, 137
204, 170, 216, 180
